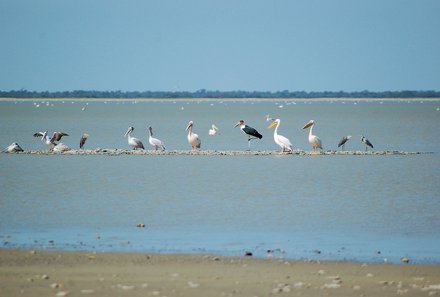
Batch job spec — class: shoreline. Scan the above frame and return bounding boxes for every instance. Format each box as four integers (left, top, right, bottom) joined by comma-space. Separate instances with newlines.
1, 249, 439, 297
1, 97, 440, 102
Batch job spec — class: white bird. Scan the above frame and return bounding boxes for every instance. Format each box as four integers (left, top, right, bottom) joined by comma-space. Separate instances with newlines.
234, 119, 263, 150
5, 142, 24, 153
361, 136, 374, 151
148, 126, 165, 150
52, 143, 70, 152
338, 135, 352, 150
267, 118, 293, 152
302, 120, 323, 151
124, 126, 145, 150
79, 133, 89, 149
33, 131, 69, 149
208, 124, 219, 136
186, 121, 201, 150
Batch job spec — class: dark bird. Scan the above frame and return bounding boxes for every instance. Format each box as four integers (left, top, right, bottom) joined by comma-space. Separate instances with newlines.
79, 133, 89, 149
338, 135, 352, 150
361, 136, 374, 151
234, 119, 263, 150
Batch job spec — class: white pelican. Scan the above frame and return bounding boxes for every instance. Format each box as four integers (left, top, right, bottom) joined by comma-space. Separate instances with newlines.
5, 142, 24, 153
53, 143, 70, 152
208, 124, 219, 136
33, 131, 68, 149
79, 133, 89, 149
234, 119, 263, 150
361, 136, 374, 151
124, 126, 145, 150
268, 118, 293, 152
302, 120, 323, 151
338, 135, 352, 150
186, 121, 201, 150
148, 126, 165, 150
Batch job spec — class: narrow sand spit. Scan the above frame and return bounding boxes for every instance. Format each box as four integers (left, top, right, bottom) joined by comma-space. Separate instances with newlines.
1, 249, 439, 297
1, 149, 432, 156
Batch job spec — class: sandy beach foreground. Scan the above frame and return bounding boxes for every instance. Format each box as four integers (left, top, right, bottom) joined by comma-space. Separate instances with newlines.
1, 250, 439, 297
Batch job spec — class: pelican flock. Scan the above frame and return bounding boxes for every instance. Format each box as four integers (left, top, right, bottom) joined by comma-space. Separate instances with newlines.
148, 126, 166, 150
268, 118, 293, 152
302, 120, 323, 151
234, 119, 263, 150
5, 113, 380, 153
186, 121, 201, 150
124, 126, 145, 150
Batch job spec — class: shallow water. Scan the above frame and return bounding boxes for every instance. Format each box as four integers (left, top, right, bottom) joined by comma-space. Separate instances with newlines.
1, 99, 440, 263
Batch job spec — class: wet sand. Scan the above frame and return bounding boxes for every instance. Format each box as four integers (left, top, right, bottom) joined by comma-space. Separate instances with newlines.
1, 249, 439, 297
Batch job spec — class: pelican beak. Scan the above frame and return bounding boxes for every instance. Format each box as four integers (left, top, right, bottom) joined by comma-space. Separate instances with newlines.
268, 121, 277, 129
302, 121, 313, 129
186, 123, 191, 131
234, 122, 240, 128
124, 128, 130, 137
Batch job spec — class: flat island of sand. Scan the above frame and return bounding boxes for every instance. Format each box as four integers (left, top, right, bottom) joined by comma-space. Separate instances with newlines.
1, 249, 439, 297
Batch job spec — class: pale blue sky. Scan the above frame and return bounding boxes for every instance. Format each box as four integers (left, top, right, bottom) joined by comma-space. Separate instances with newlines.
1, 0, 439, 92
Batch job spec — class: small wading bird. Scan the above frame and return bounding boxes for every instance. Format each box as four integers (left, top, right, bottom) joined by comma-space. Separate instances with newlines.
234, 119, 263, 150
186, 121, 201, 150
148, 126, 166, 150
33, 131, 69, 150
302, 120, 323, 151
268, 118, 293, 153
338, 135, 352, 150
5, 142, 24, 153
208, 124, 219, 136
79, 133, 89, 149
124, 126, 145, 150
361, 136, 374, 151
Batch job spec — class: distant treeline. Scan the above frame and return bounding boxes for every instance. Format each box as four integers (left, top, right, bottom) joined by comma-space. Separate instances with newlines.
1, 89, 439, 99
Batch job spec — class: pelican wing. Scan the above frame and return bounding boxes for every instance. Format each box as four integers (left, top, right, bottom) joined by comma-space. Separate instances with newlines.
51, 132, 69, 142
33, 132, 44, 137
338, 136, 349, 147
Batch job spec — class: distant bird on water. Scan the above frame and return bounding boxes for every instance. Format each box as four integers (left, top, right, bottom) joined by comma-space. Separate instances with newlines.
148, 126, 165, 150
268, 118, 293, 152
124, 126, 145, 150
208, 124, 219, 136
302, 120, 323, 151
79, 133, 89, 149
186, 121, 201, 150
5, 142, 24, 153
361, 136, 374, 151
234, 119, 263, 150
338, 135, 352, 150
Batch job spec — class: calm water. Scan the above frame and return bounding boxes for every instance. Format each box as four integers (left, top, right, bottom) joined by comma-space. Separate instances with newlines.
1, 99, 440, 263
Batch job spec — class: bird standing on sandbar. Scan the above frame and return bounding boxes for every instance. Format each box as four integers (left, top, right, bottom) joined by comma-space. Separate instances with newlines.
124, 126, 145, 150
79, 133, 89, 149
268, 118, 293, 153
338, 135, 352, 150
302, 120, 323, 151
33, 131, 69, 150
234, 119, 263, 150
186, 121, 201, 150
361, 136, 374, 151
148, 126, 165, 150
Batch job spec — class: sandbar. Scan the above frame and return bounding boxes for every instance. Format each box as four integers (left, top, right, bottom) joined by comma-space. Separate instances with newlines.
1, 249, 439, 297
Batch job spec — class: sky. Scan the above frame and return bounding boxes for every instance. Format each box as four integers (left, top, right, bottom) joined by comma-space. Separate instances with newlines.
1, 0, 440, 92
